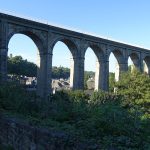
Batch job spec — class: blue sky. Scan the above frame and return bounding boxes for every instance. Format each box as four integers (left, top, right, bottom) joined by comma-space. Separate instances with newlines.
1, 0, 150, 72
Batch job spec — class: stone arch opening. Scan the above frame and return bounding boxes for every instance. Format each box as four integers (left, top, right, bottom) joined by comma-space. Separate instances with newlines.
84, 47, 97, 91
8, 32, 42, 92
8, 34, 38, 63
109, 53, 118, 92
128, 56, 133, 71
111, 49, 124, 64
52, 39, 78, 92
8, 31, 43, 54
128, 53, 140, 72
51, 38, 78, 57
143, 56, 150, 75
109, 49, 124, 82
84, 45, 104, 91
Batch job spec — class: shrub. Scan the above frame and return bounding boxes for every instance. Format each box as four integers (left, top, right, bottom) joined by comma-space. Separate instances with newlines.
0, 78, 150, 149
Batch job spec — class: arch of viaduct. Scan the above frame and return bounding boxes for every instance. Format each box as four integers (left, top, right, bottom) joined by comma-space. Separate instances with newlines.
0, 12, 150, 98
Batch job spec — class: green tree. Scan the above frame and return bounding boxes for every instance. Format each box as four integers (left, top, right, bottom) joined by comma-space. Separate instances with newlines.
52, 66, 70, 79
8, 55, 37, 77
115, 70, 150, 118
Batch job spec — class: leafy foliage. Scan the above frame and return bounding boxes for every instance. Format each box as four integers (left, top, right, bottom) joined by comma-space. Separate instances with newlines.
8, 55, 37, 77
7, 55, 94, 81
52, 66, 70, 79
0, 70, 150, 149
115, 70, 150, 115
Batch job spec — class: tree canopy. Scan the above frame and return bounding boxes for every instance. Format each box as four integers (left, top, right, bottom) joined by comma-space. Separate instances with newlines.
7, 55, 95, 80
8, 55, 37, 77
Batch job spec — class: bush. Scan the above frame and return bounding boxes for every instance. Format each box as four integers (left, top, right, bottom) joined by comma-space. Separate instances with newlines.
0, 83, 40, 116
89, 90, 121, 105
0, 79, 150, 149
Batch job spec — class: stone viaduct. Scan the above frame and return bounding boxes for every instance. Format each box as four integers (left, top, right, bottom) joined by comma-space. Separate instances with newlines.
0, 12, 150, 98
